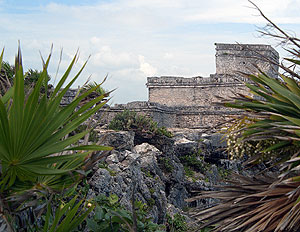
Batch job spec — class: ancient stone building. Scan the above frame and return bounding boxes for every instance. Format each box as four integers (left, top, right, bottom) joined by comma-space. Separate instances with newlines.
138, 43, 279, 129
147, 43, 279, 108
62, 43, 279, 129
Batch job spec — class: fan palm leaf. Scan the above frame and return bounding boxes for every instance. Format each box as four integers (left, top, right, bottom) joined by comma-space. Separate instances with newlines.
0, 46, 112, 192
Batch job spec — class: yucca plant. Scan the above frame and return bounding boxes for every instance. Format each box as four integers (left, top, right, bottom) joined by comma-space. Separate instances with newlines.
0, 46, 112, 230
188, 2, 300, 231
41, 195, 95, 232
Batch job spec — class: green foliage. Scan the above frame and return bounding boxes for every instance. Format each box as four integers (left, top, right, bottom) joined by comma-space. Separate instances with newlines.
142, 168, 154, 178
25, 68, 52, 88
0, 62, 52, 96
7, 185, 95, 232
74, 124, 98, 143
109, 110, 173, 138
0, 61, 14, 95
223, 61, 300, 164
149, 188, 155, 194
0, 46, 112, 231
147, 198, 156, 208
82, 81, 107, 95
1, 61, 14, 78
159, 157, 174, 173
217, 167, 231, 179
179, 153, 207, 172
225, 116, 298, 164
98, 161, 117, 176
42, 196, 95, 232
0, 47, 112, 191
87, 194, 165, 232
183, 166, 196, 182
166, 213, 188, 232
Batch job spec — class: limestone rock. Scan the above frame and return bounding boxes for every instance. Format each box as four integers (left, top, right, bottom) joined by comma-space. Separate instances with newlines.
87, 129, 269, 226
97, 130, 134, 151
174, 137, 198, 157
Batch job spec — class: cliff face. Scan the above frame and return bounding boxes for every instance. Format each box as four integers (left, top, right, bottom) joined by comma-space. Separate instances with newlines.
86, 129, 266, 224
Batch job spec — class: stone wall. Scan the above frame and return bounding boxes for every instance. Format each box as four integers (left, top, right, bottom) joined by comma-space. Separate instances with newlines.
96, 101, 177, 128
60, 90, 240, 129
147, 74, 248, 107
97, 103, 240, 129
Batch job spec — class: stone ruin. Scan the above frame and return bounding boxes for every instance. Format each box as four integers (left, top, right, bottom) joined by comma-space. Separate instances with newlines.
62, 43, 279, 129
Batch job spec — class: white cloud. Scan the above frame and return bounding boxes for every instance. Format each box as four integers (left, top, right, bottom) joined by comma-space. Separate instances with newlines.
1, 0, 300, 104
163, 53, 174, 59
138, 55, 157, 76
91, 46, 137, 68
182, 0, 299, 24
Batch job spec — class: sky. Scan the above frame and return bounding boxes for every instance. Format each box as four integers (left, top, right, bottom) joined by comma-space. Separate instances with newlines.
1, 0, 300, 104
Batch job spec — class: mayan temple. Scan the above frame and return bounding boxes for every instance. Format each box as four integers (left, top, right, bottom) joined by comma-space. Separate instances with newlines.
62, 43, 279, 129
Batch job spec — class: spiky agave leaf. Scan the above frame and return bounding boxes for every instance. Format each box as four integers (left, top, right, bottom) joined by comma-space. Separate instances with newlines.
221, 68, 300, 165
0, 46, 112, 192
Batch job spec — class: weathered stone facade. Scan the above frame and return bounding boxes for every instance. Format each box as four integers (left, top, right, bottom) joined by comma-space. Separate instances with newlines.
94, 102, 240, 129
62, 43, 279, 129
215, 43, 279, 77
147, 75, 247, 107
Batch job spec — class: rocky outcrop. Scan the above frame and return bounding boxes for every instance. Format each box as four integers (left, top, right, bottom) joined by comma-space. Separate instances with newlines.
88, 143, 168, 223
87, 129, 263, 224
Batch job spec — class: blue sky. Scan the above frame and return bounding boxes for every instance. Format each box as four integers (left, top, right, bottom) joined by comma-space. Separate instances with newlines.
1, 0, 300, 104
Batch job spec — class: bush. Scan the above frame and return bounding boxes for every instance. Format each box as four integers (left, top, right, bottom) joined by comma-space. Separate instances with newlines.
166, 213, 188, 232
109, 110, 173, 138
159, 157, 174, 173
179, 153, 207, 172
225, 116, 298, 164
87, 194, 165, 232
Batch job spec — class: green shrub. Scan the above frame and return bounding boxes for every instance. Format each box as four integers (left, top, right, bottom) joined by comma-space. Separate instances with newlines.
74, 124, 98, 143
179, 153, 207, 172
109, 110, 173, 138
0, 62, 52, 96
184, 165, 194, 177
225, 116, 298, 163
166, 213, 188, 232
87, 194, 165, 232
142, 168, 154, 178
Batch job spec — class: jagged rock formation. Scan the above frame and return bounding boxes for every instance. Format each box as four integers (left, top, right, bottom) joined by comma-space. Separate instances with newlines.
86, 129, 263, 224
